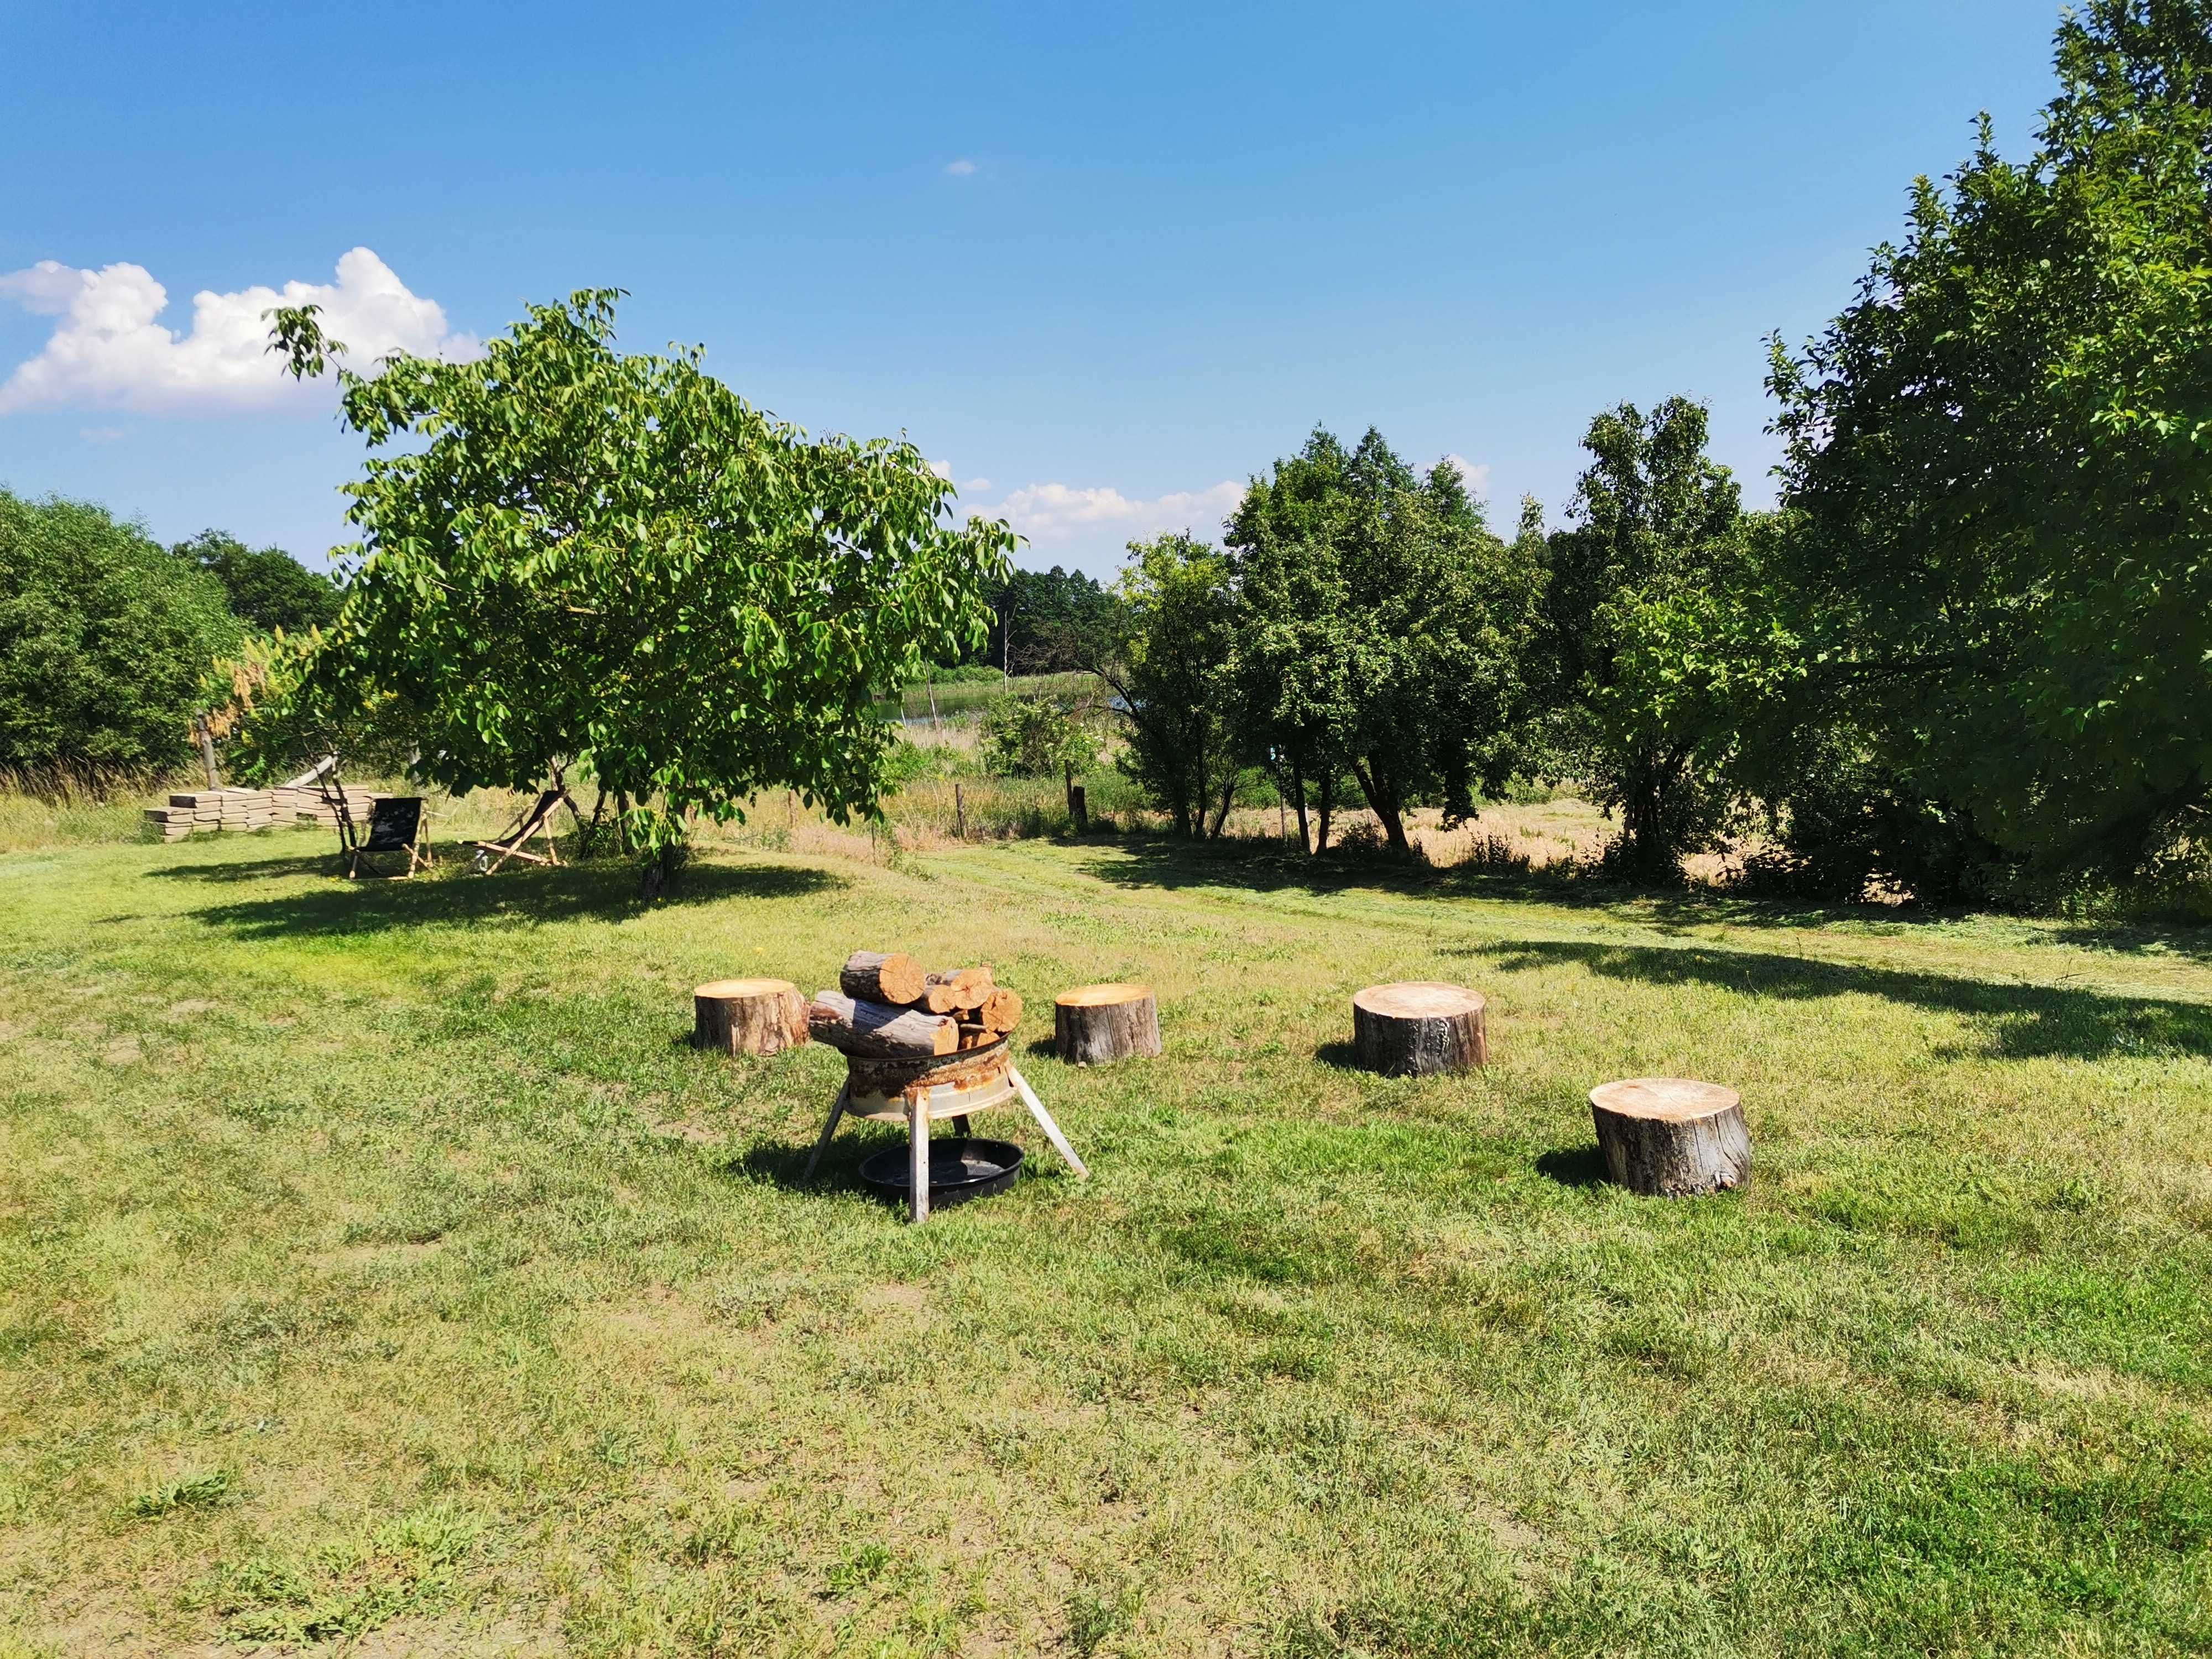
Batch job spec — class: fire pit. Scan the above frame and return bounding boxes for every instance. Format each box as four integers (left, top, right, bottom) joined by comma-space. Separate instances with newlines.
802, 952, 1088, 1223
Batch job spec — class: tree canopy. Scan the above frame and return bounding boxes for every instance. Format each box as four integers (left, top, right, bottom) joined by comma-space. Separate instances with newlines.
171, 530, 341, 637
0, 489, 243, 773
262, 289, 1013, 861
1768, 0, 2212, 883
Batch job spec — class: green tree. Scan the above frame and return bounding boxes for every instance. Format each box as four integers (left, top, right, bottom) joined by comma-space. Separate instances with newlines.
171, 530, 342, 636
1100, 534, 1241, 838
1542, 399, 1747, 882
975, 566, 1120, 674
979, 692, 1100, 780
0, 489, 242, 772
1230, 428, 1543, 857
264, 290, 1011, 886
1768, 0, 2212, 884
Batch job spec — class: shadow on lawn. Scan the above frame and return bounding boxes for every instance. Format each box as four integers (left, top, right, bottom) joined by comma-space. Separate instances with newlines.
1486, 938, 2212, 1061
180, 858, 845, 938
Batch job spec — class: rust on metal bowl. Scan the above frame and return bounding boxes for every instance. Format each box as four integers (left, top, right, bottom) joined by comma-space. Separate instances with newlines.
846, 1038, 1015, 1124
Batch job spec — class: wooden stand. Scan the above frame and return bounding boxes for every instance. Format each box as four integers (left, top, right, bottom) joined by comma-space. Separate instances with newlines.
1055, 983, 1161, 1066
1588, 1078, 1750, 1197
693, 978, 807, 1056
1351, 982, 1486, 1076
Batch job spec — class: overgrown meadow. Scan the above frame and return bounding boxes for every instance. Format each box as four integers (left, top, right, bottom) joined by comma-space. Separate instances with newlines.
3, 821, 2208, 1656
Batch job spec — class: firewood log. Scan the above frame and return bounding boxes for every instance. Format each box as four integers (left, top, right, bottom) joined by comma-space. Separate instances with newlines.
957, 1022, 989, 1050
977, 987, 1024, 1034
926, 967, 994, 1011
839, 950, 926, 1006
920, 984, 961, 1014
807, 990, 957, 1057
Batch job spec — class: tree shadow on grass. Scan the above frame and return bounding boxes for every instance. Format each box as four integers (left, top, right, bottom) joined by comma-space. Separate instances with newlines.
182, 858, 847, 939
1486, 938, 2212, 1062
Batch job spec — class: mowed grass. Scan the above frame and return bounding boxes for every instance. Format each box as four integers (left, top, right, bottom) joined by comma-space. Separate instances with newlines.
2, 830, 2210, 1657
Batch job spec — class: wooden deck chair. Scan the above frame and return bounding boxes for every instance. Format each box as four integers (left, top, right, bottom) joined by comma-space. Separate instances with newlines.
346, 796, 435, 879
470, 787, 574, 874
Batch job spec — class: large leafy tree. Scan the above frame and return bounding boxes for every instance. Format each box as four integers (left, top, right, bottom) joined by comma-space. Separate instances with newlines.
265, 290, 1012, 874
1543, 399, 1748, 882
0, 489, 242, 772
1769, 0, 2212, 881
171, 530, 341, 636
1100, 534, 1243, 838
1230, 427, 1543, 857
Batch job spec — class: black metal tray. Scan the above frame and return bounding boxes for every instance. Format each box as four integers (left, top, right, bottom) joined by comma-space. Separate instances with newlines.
857, 1137, 1024, 1208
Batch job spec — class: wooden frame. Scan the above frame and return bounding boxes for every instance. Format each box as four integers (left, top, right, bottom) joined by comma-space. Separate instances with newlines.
470, 787, 576, 874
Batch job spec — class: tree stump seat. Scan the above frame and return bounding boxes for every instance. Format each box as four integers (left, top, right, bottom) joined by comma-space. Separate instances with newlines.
1351, 982, 1487, 1075
1588, 1077, 1750, 1196
693, 978, 808, 1056
1054, 983, 1162, 1066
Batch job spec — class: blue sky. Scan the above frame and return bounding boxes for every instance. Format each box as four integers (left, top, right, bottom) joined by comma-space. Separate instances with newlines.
3, 2, 2060, 577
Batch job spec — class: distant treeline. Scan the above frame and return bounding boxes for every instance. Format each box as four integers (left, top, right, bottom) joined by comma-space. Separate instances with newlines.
0, 489, 338, 774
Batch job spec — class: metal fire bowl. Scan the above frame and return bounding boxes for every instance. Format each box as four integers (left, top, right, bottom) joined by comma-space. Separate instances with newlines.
858, 1137, 1025, 1209
845, 1038, 1015, 1123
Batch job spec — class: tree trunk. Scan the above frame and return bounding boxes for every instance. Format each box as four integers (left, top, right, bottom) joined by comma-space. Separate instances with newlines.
1208, 769, 1237, 839
1316, 769, 1334, 855
1351, 982, 1486, 1076
1054, 983, 1161, 1066
1589, 1078, 1749, 1196
1290, 757, 1311, 853
806, 990, 958, 1057
639, 842, 683, 900
840, 950, 926, 1006
1353, 757, 1412, 857
693, 978, 807, 1055
194, 716, 220, 789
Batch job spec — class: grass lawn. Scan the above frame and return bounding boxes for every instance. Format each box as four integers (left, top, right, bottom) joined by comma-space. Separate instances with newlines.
3, 828, 2209, 1656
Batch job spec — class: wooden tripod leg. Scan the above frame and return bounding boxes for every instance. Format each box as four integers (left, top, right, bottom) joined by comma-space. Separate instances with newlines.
1010, 1068, 1088, 1178
908, 1093, 931, 1224
803, 1084, 849, 1182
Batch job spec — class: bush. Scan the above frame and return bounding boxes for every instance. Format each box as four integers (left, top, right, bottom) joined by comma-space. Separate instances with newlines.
0, 489, 243, 770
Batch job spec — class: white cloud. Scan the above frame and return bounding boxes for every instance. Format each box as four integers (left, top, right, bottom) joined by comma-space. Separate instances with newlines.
0, 247, 474, 416
952, 477, 1244, 575
943, 158, 978, 178
78, 425, 128, 444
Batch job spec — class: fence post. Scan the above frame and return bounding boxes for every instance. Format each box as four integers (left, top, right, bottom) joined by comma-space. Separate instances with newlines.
954, 782, 967, 841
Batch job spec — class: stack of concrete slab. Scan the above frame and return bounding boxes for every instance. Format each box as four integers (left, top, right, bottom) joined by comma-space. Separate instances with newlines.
144, 785, 385, 842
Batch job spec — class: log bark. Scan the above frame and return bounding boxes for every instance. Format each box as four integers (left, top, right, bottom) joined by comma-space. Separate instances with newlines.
693, 978, 807, 1056
926, 967, 994, 1011
1589, 1078, 1749, 1197
1055, 983, 1161, 1066
840, 950, 926, 1006
1351, 982, 1486, 1076
977, 987, 1024, 1035
807, 990, 958, 1057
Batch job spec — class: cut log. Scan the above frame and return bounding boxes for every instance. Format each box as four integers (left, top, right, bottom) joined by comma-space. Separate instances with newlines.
693, 978, 807, 1056
1351, 982, 1486, 1076
1588, 1078, 1749, 1197
839, 950, 927, 1006
977, 987, 1024, 1035
807, 990, 958, 1057
920, 984, 961, 1015
957, 1021, 990, 1050
1055, 983, 1161, 1066
926, 967, 994, 1011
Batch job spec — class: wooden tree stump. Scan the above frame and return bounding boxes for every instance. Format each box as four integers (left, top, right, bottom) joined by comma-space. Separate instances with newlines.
1351, 982, 1486, 1076
1055, 983, 1161, 1066
693, 978, 807, 1056
1588, 1078, 1750, 1197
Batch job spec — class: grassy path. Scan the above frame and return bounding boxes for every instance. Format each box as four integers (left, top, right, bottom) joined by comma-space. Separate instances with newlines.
2, 831, 2209, 1655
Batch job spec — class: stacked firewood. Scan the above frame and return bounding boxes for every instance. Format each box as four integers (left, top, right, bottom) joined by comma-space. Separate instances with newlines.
807, 951, 1023, 1058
